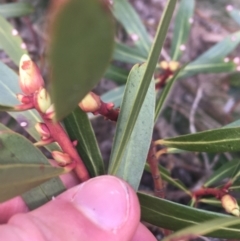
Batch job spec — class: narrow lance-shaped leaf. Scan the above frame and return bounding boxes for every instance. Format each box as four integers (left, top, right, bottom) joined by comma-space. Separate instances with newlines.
64, 108, 104, 177
139, 192, 240, 239
204, 159, 240, 187
109, 0, 177, 175
157, 127, 240, 153
162, 217, 240, 241
0, 3, 33, 18
0, 15, 27, 65
109, 64, 155, 190
113, 0, 151, 56
181, 31, 240, 77
113, 42, 147, 64
49, 0, 115, 120
170, 0, 195, 61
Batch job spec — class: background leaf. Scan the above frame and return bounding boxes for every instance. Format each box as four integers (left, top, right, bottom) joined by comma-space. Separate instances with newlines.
159, 127, 240, 153
112, 0, 151, 55
104, 65, 128, 84
204, 159, 240, 187
139, 192, 240, 239
63, 108, 104, 177
228, 7, 240, 26
0, 15, 27, 65
49, 0, 115, 120
109, 64, 155, 190
162, 217, 240, 241
181, 31, 240, 77
170, 0, 195, 61
0, 3, 33, 18
109, 0, 177, 175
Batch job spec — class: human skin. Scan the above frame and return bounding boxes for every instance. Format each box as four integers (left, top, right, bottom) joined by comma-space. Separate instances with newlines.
0, 175, 157, 241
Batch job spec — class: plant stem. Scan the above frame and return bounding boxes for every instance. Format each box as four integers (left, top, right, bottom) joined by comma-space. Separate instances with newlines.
147, 142, 165, 198
43, 116, 90, 182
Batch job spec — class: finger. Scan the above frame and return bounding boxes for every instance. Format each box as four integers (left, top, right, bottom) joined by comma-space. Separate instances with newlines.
132, 223, 157, 241
1, 176, 140, 241
0, 171, 79, 224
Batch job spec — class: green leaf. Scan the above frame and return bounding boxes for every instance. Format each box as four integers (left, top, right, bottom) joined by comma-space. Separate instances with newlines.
109, 0, 177, 175
204, 159, 240, 187
0, 3, 34, 18
170, 0, 195, 60
159, 127, 240, 153
145, 163, 190, 195
63, 108, 104, 177
0, 164, 65, 203
0, 15, 27, 65
113, 42, 147, 64
101, 85, 125, 108
155, 67, 183, 122
0, 104, 16, 112
49, 0, 115, 120
181, 31, 240, 77
162, 217, 240, 241
228, 7, 240, 26
139, 192, 240, 239
0, 126, 65, 203
0, 61, 59, 152
104, 65, 128, 84
112, 0, 151, 55
109, 64, 155, 190
182, 61, 236, 77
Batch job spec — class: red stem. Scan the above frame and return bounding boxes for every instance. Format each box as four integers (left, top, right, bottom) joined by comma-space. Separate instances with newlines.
192, 188, 227, 199
43, 116, 90, 182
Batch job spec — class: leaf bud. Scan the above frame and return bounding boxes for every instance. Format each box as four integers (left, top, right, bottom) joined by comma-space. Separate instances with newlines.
79, 92, 101, 113
34, 87, 52, 114
19, 54, 44, 95
35, 123, 50, 140
221, 194, 240, 217
52, 151, 72, 166
16, 94, 32, 104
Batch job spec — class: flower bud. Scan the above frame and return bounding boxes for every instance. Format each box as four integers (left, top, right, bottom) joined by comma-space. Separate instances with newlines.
221, 194, 240, 217
34, 87, 52, 113
52, 151, 72, 166
159, 61, 169, 70
169, 61, 180, 71
79, 92, 101, 113
16, 94, 32, 104
35, 123, 50, 140
19, 54, 44, 95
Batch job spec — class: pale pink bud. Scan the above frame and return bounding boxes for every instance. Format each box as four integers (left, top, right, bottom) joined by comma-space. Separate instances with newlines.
16, 94, 32, 104
52, 151, 72, 166
34, 87, 52, 114
79, 92, 101, 113
19, 54, 44, 95
221, 194, 239, 217
35, 123, 50, 140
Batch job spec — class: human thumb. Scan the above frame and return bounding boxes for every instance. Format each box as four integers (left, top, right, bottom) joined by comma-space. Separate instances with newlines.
0, 176, 141, 241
